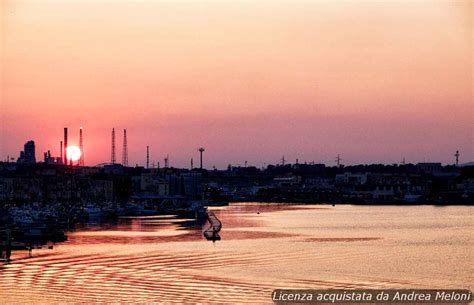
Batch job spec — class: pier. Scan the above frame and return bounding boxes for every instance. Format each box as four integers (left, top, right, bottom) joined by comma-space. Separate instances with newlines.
203, 211, 222, 241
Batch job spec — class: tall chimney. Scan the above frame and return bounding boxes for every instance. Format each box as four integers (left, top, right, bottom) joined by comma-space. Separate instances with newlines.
64, 128, 68, 164
146, 146, 149, 169
79, 127, 84, 166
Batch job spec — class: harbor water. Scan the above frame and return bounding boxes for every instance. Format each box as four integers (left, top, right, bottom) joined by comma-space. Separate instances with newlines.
0, 204, 472, 303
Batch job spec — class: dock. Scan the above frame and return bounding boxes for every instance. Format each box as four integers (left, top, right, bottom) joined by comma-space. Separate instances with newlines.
203, 211, 222, 241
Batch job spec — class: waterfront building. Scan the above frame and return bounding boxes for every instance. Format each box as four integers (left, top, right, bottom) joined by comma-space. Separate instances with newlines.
137, 173, 170, 196
335, 172, 368, 185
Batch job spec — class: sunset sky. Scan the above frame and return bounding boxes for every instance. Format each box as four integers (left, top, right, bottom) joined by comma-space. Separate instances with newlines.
1, 0, 472, 168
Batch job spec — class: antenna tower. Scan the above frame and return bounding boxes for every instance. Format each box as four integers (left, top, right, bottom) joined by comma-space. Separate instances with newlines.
455, 150, 460, 167
122, 129, 128, 166
111, 128, 116, 164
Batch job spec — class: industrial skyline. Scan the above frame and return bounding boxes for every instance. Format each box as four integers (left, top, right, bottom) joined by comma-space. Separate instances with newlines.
3, 126, 469, 169
1, 1, 472, 168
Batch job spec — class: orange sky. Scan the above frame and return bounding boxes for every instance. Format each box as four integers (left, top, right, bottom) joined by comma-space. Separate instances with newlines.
1, 0, 472, 168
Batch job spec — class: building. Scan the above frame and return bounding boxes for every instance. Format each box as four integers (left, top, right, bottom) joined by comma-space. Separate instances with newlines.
273, 175, 302, 187
17, 141, 36, 164
167, 171, 203, 199
43, 151, 62, 165
335, 172, 368, 185
137, 173, 170, 196
417, 163, 442, 174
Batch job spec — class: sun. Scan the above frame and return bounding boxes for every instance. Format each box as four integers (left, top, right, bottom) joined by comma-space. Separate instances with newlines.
67, 146, 81, 162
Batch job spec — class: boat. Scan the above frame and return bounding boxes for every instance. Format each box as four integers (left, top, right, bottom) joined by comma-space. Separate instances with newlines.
84, 205, 104, 220
203, 211, 222, 241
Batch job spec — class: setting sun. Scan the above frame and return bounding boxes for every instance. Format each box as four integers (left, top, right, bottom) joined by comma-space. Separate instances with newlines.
66, 146, 81, 162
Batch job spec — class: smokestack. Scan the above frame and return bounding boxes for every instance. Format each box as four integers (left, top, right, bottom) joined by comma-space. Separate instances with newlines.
64, 128, 68, 164
79, 127, 84, 166
60, 141, 63, 162
146, 146, 149, 169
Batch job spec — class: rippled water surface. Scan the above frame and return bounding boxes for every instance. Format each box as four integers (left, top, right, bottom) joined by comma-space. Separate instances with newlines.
1, 204, 472, 304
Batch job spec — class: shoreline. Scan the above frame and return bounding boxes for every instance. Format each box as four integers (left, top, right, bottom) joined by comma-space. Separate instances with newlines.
224, 200, 473, 206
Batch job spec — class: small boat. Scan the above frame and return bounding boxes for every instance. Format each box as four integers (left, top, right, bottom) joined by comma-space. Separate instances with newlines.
84, 206, 104, 220
203, 212, 222, 241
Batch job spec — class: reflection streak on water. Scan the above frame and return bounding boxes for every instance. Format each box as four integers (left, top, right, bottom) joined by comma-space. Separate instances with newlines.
0, 204, 472, 304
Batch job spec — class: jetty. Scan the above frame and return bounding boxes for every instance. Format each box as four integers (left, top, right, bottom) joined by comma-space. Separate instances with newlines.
203, 211, 222, 241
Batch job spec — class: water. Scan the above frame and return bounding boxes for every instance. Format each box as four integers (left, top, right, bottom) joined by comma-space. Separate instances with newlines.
1, 204, 472, 303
